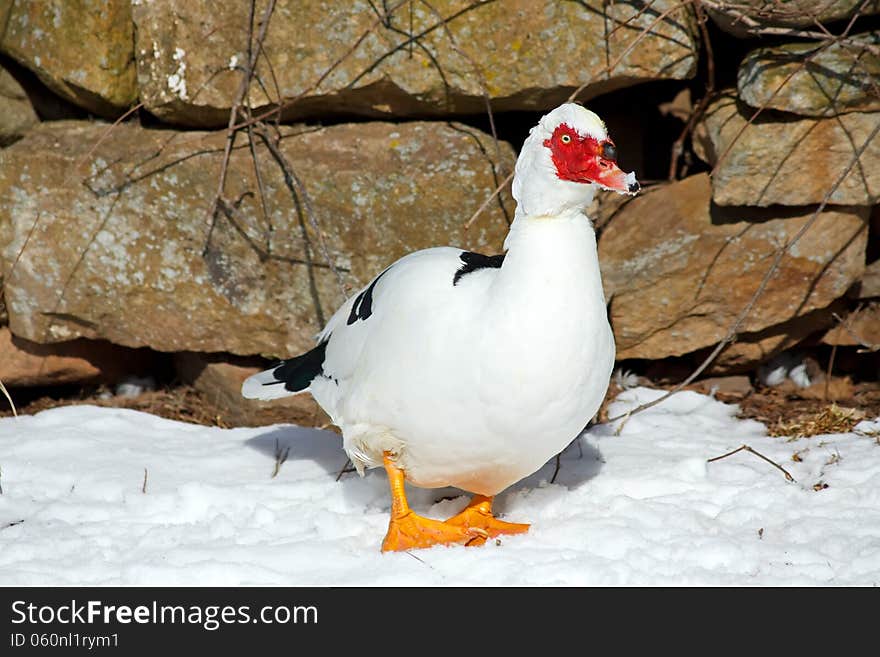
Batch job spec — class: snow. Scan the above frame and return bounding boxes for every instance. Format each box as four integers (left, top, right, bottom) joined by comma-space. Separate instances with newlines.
1, 387, 878, 585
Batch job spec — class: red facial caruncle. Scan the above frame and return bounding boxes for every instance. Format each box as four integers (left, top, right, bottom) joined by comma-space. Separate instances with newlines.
543, 123, 638, 194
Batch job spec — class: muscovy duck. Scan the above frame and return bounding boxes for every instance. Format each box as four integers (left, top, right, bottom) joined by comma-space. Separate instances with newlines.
243, 103, 639, 551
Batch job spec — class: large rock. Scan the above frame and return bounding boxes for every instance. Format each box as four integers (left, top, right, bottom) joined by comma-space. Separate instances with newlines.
738, 33, 880, 117
0, 326, 150, 387
707, 1, 880, 37
598, 174, 868, 363
0, 0, 137, 117
0, 64, 38, 144
696, 93, 880, 206
0, 120, 514, 357
132, 0, 698, 127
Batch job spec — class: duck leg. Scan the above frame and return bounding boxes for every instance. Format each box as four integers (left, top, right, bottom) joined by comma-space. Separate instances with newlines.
381, 453, 487, 552
444, 495, 530, 546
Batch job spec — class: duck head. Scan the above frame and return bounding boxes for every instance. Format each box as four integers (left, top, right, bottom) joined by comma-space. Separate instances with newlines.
512, 103, 639, 218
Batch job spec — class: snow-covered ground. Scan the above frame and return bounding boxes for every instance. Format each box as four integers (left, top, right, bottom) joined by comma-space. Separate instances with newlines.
1, 387, 878, 585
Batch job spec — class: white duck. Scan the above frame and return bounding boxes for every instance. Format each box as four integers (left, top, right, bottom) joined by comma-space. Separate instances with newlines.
243, 103, 639, 551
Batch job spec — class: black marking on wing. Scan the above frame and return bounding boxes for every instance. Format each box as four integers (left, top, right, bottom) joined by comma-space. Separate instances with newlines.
347, 266, 392, 325
265, 340, 328, 393
453, 251, 505, 286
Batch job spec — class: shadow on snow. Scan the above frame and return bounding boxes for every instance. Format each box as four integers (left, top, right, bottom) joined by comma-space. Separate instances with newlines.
245, 422, 605, 520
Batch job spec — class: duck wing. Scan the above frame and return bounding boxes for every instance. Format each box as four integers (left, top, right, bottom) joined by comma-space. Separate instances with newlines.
241, 247, 504, 401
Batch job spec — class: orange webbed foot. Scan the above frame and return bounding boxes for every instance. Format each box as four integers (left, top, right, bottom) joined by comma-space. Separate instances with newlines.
445, 495, 530, 546
382, 511, 488, 552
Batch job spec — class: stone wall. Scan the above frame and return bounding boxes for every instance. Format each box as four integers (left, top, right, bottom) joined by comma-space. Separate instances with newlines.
0, 1, 877, 420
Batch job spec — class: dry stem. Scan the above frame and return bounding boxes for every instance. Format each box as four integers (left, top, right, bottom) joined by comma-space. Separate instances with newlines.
272, 437, 290, 478
336, 458, 356, 481
707, 444, 795, 482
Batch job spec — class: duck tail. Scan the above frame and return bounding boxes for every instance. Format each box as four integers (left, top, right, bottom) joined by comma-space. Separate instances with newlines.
241, 340, 328, 400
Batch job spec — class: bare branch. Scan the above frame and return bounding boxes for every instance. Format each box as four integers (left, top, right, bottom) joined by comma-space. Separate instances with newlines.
707, 444, 796, 482
669, 2, 716, 180
566, 0, 697, 103
204, 0, 277, 252
824, 341, 838, 401
251, 123, 350, 296
228, 0, 417, 133
272, 437, 290, 478
336, 458, 356, 481
463, 170, 514, 230
550, 453, 561, 484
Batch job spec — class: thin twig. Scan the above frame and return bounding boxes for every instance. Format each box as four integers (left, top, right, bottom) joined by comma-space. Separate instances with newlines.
405, 551, 434, 568
549, 437, 586, 484
566, 0, 696, 103
419, 0, 503, 162
272, 437, 290, 478
669, 2, 715, 180
74, 102, 145, 177
228, 0, 416, 133
7, 102, 145, 295
463, 170, 514, 230
824, 342, 838, 402
245, 36, 286, 255
707, 444, 795, 482
251, 123, 349, 295
336, 458, 356, 481
245, 117, 273, 255
606, 0, 663, 41
822, 302, 844, 402
550, 454, 562, 484
142, 468, 148, 494
831, 310, 880, 353
204, 0, 276, 253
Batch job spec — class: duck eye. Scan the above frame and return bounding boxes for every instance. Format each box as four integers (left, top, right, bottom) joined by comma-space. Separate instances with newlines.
560, 134, 571, 144
601, 142, 617, 161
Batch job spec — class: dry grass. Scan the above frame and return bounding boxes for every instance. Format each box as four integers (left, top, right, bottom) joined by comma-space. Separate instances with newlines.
768, 404, 868, 440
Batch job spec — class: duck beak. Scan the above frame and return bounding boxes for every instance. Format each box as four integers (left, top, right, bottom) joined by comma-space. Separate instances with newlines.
592, 163, 640, 195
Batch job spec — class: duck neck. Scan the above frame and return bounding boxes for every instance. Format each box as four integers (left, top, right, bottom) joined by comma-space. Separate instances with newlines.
493, 208, 607, 314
